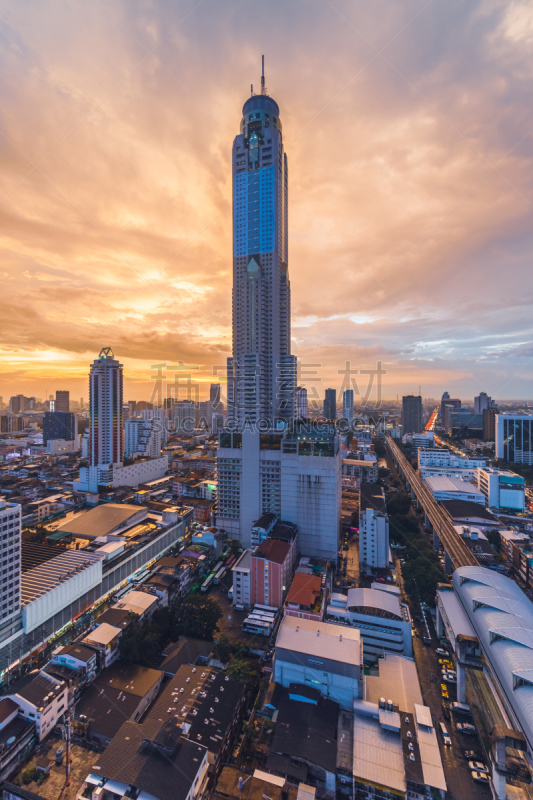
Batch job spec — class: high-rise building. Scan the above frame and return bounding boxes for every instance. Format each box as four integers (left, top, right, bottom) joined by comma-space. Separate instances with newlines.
226, 60, 296, 425
43, 412, 78, 444
323, 388, 336, 420
209, 384, 221, 405
474, 392, 495, 414
359, 484, 389, 571
402, 395, 423, 434
0, 416, 24, 433
0, 497, 21, 626
124, 418, 161, 460
296, 386, 308, 419
343, 389, 354, 421
88, 348, 124, 478
9, 395, 32, 414
483, 406, 498, 441
496, 414, 533, 465
55, 391, 70, 413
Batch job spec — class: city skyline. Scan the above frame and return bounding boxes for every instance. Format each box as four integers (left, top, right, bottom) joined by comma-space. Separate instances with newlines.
2, 2, 533, 403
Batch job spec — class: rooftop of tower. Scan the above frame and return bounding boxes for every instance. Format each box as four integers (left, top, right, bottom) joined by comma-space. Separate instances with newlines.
242, 94, 279, 118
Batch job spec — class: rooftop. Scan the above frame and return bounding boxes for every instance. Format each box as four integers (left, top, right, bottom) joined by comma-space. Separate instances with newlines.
54, 503, 146, 539
21, 549, 103, 606
275, 615, 360, 666
55, 643, 96, 664
360, 483, 387, 514
159, 637, 214, 676
424, 475, 483, 495
95, 607, 134, 631
345, 587, 404, 621
441, 499, 499, 523
284, 572, 322, 609
93, 662, 162, 698
11, 670, 63, 708
82, 622, 122, 647
253, 538, 290, 565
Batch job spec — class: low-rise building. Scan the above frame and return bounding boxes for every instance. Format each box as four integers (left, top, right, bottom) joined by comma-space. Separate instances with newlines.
7, 670, 68, 741
342, 457, 378, 483
477, 467, 526, 511
0, 698, 36, 783
81, 622, 123, 669
283, 572, 325, 622
424, 475, 485, 505
326, 587, 412, 663
112, 588, 159, 620
49, 643, 97, 684
273, 615, 362, 709
418, 449, 487, 469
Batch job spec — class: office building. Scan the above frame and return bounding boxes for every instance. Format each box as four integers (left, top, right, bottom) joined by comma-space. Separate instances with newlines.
226, 62, 295, 425
273, 614, 363, 709
0, 415, 24, 433
55, 390, 69, 412
296, 386, 308, 418
483, 405, 498, 441
323, 388, 336, 420
446, 409, 483, 437
477, 467, 525, 511
172, 400, 196, 433
0, 498, 21, 628
359, 484, 389, 570
496, 412, 533, 464
42, 411, 78, 444
342, 388, 354, 420
401, 394, 423, 433
424, 475, 485, 505
210, 383, 221, 405
124, 418, 162, 459
327, 587, 412, 662
8, 396, 33, 414
440, 392, 460, 423
474, 391, 494, 413
418, 448, 487, 469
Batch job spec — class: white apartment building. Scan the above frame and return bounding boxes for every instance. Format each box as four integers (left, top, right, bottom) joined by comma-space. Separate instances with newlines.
359, 484, 389, 570
419, 465, 480, 482
477, 467, 526, 511
0, 498, 21, 627
232, 549, 251, 607
125, 418, 162, 459
8, 670, 68, 741
424, 475, 485, 505
418, 448, 488, 469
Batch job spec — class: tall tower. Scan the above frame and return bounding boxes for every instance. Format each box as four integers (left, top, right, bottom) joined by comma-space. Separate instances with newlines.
88, 348, 124, 469
55, 390, 70, 412
227, 58, 296, 426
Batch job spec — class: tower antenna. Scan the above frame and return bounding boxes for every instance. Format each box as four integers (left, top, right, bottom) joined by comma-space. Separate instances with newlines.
261, 55, 267, 95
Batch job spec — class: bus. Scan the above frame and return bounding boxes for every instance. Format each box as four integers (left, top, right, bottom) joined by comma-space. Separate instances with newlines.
131, 568, 150, 586
212, 561, 224, 574
213, 567, 226, 585
242, 617, 270, 635
246, 615, 274, 629
201, 573, 216, 592
253, 604, 279, 616
225, 554, 236, 568
114, 585, 133, 601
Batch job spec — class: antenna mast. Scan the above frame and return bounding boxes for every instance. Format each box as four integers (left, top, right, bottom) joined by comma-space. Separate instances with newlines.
261, 55, 267, 95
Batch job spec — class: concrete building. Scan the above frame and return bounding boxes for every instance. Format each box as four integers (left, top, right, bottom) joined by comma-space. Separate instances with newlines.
296, 386, 308, 418
323, 389, 336, 421
496, 412, 533, 464
342, 457, 378, 483
54, 390, 70, 413
401, 395, 423, 434
217, 424, 341, 559
359, 484, 389, 571
251, 538, 292, 609
477, 467, 525, 511
474, 391, 495, 414
42, 411, 78, 445
81, 622, 123, 669
232, 549, 252, 608
354, 654, 446, 799
342, 389, 354, 421
327, 587, 412, 663
0, 498, 21, 632
7, 670, 68, 741
483, 405, 498, 441
423, 475, 485, 505
124, 418, 162, 459
418, 449, 487, 469
273, 615, 363, 709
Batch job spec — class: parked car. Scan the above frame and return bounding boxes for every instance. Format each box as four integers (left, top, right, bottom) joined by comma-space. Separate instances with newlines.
451, 702, 471, 715
471, 771, 491, 784
436, 648, 448, 656
442, 704, 450, 720
464, 750, 477, 760
442, 672, 457, 684
438, 658, 453, 667
441, 684, 449, 698
457, 723, 476, 735
439, 722, 451, 746
468, 761, 489, 773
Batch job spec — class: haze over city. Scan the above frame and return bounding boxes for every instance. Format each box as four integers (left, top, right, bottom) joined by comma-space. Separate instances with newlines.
2, 1, 533, 401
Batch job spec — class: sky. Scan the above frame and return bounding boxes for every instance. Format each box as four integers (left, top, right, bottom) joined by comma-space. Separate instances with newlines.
2, 0, 533, 407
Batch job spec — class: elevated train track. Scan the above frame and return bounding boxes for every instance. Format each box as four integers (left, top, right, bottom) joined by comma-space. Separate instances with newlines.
385, 435, 479, 570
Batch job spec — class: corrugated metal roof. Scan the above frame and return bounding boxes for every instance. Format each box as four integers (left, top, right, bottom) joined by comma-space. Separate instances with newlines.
414, 704, 433, 728
276, 615, 360, 665
437, 587, 476, 638
346, 588, 403, 619
352, 714, 405, 793
454, 566, 533, 752
365, 654, 423, 713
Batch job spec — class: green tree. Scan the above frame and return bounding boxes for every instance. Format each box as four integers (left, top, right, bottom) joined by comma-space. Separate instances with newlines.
173, 595, 222, 640
215, 633, 233, 663
226, 657, 261, 688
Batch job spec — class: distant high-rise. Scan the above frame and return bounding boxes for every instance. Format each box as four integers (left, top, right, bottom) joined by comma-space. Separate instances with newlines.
226, 59, 295, 425
43, 412, 77, 444
343, 389, 354, 421
55, 390, 70, 413
496, 413, 533, 464
474, 392, 495, 414
402, 395, 423, 434
210, 384, 221, 405
88, 348, 124, 469
296, 386, 308, 418
0, 498, 21, 627
324, 388, 337, 420
483, 407, 498, 441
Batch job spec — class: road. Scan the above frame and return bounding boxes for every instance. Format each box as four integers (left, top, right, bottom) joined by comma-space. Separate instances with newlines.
385, 435, 479, 569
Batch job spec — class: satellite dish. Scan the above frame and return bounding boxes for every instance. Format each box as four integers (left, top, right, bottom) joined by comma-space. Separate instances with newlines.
7, 737, 15, 746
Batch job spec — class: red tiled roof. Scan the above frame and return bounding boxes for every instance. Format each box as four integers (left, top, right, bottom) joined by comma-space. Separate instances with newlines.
253, 538, 290, 565
285, 572, 322, 607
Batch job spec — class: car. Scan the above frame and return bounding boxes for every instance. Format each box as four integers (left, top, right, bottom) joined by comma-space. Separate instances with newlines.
441, 684, 449, 698
438, 658, 453, 667
471, 771, 491, 784
457, 723, 476, 735
468, 761, 489, 773
464, 750, 477, 760
442, 704, 450, 720
439, 722, 451, 746
436, 648, 448, 656
442, 672, 457, 684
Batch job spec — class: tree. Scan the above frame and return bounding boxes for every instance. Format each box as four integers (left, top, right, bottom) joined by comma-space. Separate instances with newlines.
226, 657, 261, 688
215, 633, 233, 663
172, 595, 223, 641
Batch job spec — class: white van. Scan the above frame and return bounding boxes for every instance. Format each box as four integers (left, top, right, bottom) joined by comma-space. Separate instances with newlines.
451, 702, 471, 715
233, 603, 245, 611
439, 722, 451, 746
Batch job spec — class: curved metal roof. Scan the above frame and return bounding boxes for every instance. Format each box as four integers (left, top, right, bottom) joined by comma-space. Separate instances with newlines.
347, 588, 402, 620
454, 567, 533, 751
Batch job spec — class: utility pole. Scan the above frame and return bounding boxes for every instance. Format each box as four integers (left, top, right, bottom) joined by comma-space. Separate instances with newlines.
64, 708, 72, 787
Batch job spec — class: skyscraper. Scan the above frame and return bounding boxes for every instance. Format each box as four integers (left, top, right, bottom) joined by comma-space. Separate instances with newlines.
55, 390, 70, 412
227, 58, 296, 425
296, 386, 308, 418
210, 384, 221, 405
402, 395, 423, 434
343, 389, 354, 420
0, 497, 21, 628
88, 348, 124, 472
217, 66, 342, 559
474, 392, 494, 414
324, 388, 337, 420
43, 412, 77, 444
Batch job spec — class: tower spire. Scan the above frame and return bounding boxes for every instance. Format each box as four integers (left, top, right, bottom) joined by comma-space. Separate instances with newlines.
261, 54, 267, 95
